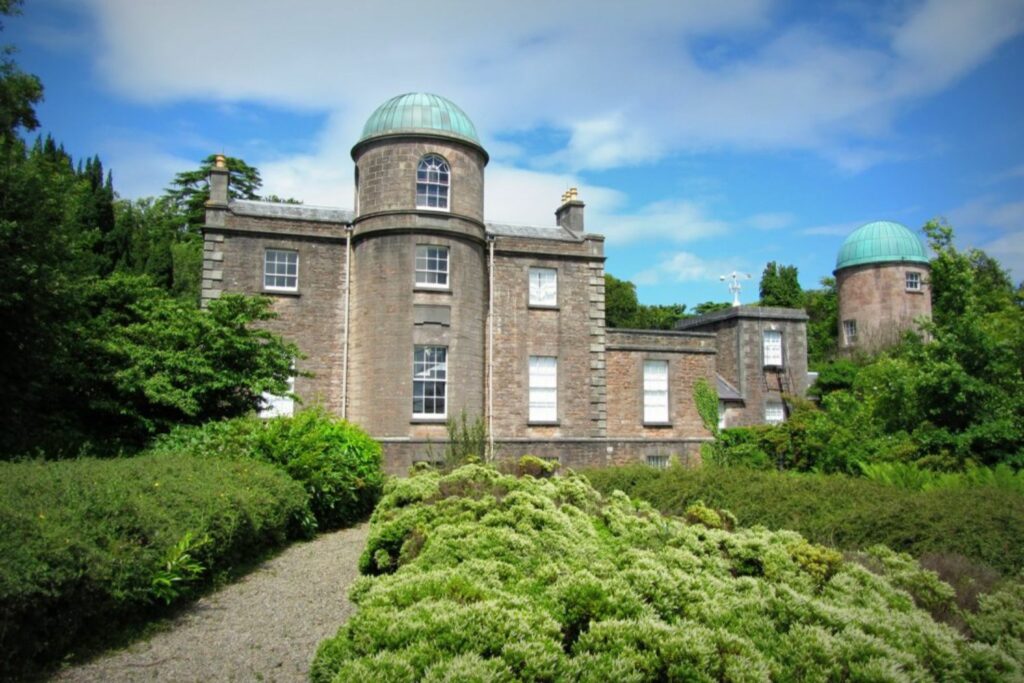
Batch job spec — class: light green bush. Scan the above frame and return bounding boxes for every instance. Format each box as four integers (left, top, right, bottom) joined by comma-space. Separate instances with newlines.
311, 465, 1022, 681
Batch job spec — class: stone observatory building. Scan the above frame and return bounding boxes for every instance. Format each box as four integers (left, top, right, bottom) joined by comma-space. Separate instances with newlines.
834, 220, 932, 352
202, 92, 812, 472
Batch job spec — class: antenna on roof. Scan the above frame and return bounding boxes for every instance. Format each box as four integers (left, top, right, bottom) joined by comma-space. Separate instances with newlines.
719, 271, 752, 307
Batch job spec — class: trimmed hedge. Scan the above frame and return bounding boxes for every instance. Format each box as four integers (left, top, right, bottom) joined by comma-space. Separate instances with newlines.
152, 408, 384, 530
581, 464, 1024, 576
0, 452, 312, 676
311, 466, 1023, 680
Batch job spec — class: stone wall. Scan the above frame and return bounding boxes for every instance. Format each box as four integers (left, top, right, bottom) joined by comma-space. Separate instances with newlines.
347, 232, 486, 437
837, 262, 932, 352
354, 137, 486, 224
201, 210, 349, 414
377, 438, 706, 475
605, 330, 716, 439
488, 235, 605, 439
675, 306, 809, 427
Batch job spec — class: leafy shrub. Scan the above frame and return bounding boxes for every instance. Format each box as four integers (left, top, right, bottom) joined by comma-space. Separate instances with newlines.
517, 455, 557, 478
860, 461, 1024, 494
582, 463, 1024, 576
0, 452, 311, 677
153, 408, 383, 529
311, 466, 1022, 680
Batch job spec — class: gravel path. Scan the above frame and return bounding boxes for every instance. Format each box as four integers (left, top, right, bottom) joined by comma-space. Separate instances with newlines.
55, 523, 369, 683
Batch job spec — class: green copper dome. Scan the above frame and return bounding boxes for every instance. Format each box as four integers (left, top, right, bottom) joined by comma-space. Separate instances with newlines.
359, 93, 480, 145
835, 220, 929, 271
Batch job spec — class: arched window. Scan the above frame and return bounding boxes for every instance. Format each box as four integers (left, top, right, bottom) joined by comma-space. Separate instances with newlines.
416, 154, 450, 210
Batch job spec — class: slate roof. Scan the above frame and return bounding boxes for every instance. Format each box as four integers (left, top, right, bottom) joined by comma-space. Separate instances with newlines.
486, 222, 580, 242
716, 374, 744, 402
230, 200, 354, 224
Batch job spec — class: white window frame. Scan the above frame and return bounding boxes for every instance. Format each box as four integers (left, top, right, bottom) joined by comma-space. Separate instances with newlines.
765, 401, 785, 424
415, 245, 449, 289
528, 356, 558, 423
528, 267, 558, 307
413, 346, 447, 418
843, 319, 858, 346
416, 154, 450, 211
263, 249, 298, 292
259, 373, 295, 418
643, 360, 669, 424
906, 271, 921, 292
763, 330, 783, 367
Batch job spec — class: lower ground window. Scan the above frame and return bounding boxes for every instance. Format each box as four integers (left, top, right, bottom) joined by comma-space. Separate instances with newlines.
259, 374, 295, 418
413, 346, 447, 417
765, 401, 785, 424
646, 454, 669, 469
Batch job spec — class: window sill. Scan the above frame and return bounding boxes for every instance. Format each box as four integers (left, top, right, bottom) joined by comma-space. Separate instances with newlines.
528, 421, 560, 427
262, 289, 300, 297
414, 287, 452, 295
411, 416, 448, 424
643, 422, 674, 429
528, 304, 559, 311
905, 289, 924, 294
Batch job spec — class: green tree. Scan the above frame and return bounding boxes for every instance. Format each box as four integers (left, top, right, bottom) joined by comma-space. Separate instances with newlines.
842, 222, 1024, 468
759, 261, 803, 308
165, 154, 262, 232
604, 274, 687, 329
693, 301, 731, 315
604, 274, 639, 328
804, 276, 838, 365
70, 274, 299, 444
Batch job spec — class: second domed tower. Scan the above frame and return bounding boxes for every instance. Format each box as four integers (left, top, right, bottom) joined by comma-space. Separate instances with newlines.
835, 220, 932, 352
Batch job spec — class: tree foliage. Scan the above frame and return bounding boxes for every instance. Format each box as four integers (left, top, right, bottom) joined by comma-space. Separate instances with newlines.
804, 276, 838, 366
0, 42, 301, 456
604, 274, 688, 330
758, 261, 803, 308
165, 153, 262, 232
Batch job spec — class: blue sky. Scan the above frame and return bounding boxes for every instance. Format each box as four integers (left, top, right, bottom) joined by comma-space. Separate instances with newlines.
10, 0, 1024, 307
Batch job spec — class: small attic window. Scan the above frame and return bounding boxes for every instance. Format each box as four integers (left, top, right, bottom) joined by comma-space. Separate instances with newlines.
416, 154, 450, 211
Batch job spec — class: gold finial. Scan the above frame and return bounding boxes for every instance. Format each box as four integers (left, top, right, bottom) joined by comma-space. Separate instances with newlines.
214, 154, 227, 169
568, 187, 578, 201
561, 190, 568, 203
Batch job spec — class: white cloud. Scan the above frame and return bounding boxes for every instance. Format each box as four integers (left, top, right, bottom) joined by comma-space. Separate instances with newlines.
593, 199, 731, 245
981, 231, 1024, 281
746, 212, 795, 231
800, 220, 867, 236
945, 196, 1024, 278
948, 196, 1024, 233
633, 251, 745, 286
83, 0, 1024, 174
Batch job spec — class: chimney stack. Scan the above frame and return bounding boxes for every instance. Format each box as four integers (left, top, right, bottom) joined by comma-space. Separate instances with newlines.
204, 154, 230, 229
207, 154, 229, 208
555, 187, 584, 236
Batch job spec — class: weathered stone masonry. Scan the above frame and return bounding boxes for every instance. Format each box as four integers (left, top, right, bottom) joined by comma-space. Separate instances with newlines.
202, 93, 814, 474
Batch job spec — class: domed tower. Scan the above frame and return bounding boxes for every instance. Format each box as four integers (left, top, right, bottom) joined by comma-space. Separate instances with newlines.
347, 93, 489, 440
835, 220, 931, 352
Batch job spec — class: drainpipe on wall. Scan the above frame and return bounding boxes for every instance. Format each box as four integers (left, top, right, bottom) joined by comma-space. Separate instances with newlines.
487, 234, 495, 461
341, 223, 354, 419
